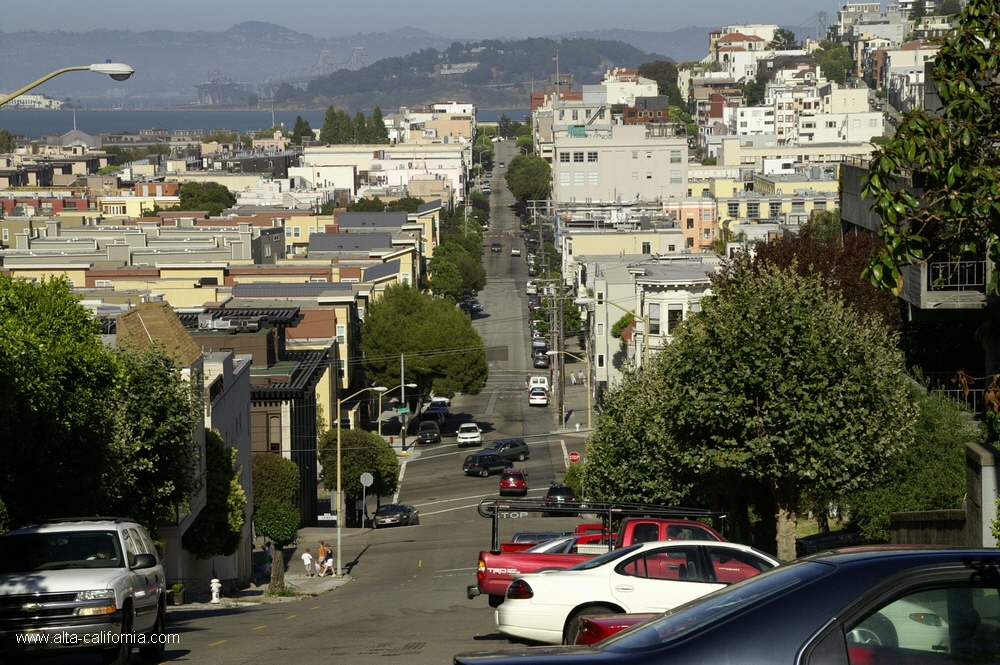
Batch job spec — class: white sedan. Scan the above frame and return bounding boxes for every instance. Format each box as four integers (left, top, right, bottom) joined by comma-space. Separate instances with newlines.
528, 388, 548, 406
496, 540, 780, 645
456, 422, 483, 447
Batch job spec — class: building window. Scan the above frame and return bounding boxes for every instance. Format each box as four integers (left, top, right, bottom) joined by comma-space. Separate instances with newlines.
646, 172, 653, 180
703, 228, 712, 239
559, 110, 565, 120
646, 152, 653, 159
336, 324, 346, 343
574, 152, 584, 162
648, 303, 660, 335
670, 170, 682, 184
560, 152, 570, 163
560, 171, 571, 186
585, 109, 592, 119
597, 354, 605, 368
747, 202, 759, 218
728, 202, 740, 217
815, 200, 827, 210
686, 237, 694, 248
642, 241, 651, 254
268, 416, 281, 452
588, 172, 598, 186
572, 109, 579, 120
587, 151, 598, 162
667, 304, 683, 333
632, 172, 638, 180
292, 227, 301, 238
574, 172, 585, 186
668, 244, 675, 251
670, 150, 682, 163
770, 201, 782, 217
1, 229, 7, 242
686, 219, 694, 229
597, 322, 605, 337
792, 201, 805, 212
597, 291, 604, 304
853, 119, 861, 128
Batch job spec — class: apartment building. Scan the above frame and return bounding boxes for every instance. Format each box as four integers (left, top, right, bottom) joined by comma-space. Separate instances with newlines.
661, 198, 720, 252
716, 135, 873, 184
551, 125, 688, 204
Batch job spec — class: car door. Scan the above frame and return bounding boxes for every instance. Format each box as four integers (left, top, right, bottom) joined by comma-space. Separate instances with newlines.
610, 545, 723, 613
122, 528, 158, 632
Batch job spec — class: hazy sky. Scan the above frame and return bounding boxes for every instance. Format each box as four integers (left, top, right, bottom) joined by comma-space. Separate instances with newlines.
0, 0, 837, 39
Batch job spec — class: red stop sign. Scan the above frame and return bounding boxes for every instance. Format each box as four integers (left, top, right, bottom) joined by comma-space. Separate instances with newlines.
568, 451, 581, 464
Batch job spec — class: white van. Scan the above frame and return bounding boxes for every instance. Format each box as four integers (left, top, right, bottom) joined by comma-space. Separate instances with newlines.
529, 376, 549, 393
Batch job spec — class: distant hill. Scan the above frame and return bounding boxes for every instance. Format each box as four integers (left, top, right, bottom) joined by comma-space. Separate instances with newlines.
0, 23, 707, 109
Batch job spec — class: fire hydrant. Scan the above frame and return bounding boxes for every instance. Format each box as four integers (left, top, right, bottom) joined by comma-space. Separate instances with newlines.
210, 578, 222, 604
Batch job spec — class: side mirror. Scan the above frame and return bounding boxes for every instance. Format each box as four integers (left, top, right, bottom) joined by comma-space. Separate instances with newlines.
133, 553, 157, 569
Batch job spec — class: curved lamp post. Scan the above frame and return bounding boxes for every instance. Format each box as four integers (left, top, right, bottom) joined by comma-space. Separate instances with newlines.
0, 61, 135, 107
374, 383, 417, 439
335, 385, 381, 577
547, 350, 592, 434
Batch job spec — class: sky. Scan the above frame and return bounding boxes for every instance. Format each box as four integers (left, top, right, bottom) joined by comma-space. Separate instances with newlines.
0, 0, 838, 38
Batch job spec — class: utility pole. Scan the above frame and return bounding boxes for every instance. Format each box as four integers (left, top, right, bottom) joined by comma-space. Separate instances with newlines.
558, 295, 565, 428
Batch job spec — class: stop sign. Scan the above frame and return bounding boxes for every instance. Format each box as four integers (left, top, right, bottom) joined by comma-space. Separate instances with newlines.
568, 451, 581, 464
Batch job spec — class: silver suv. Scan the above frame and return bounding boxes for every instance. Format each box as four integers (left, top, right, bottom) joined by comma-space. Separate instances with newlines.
0, 517, 167, 664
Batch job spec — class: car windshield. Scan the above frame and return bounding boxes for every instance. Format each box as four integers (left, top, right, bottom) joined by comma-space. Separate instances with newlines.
459, 425, 477, 432
375, 505, 401, 515
600, 560, 833, 653
564, 544, 642, 571
526, 536, 578, 553
0, 531, 124, 572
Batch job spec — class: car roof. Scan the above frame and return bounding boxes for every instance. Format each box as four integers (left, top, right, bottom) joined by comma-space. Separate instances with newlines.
5, 518, 137, 535
458, 423, 478, 428
630, 539, 780, 561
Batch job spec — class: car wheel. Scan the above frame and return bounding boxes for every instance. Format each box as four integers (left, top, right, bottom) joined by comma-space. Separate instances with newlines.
480, 468, 490, 477
139, 602, 166, 663
517, 452, 526, 461
103, 607, 133, 665
564, 605, 618, 645
848, 613, 898, 648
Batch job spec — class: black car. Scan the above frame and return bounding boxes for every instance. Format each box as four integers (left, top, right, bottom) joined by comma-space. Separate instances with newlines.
491, 242, 502, 252
795, 519, 879, 556
482, 438, 530, 462
463, 453, 513, 477
416, 420, 441, 444
542, 483, 578, 517
455, 548, 1000, 665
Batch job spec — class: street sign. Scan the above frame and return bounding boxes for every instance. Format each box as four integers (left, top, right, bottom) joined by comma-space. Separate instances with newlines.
396, 406, 410, 414
360, 472, 373, 487
568, 451, 581, 464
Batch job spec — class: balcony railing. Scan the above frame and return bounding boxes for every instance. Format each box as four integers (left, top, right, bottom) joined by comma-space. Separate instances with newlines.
927, 260, 987, 291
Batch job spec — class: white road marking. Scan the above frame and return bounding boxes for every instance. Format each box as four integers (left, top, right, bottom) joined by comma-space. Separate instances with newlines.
559, 439, 568, 467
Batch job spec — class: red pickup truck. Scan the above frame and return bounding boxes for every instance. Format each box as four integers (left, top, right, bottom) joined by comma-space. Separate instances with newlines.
468, 518, 724, 607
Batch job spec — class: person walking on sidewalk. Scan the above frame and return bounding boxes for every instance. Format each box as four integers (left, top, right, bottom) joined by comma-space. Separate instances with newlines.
301, 548, 315, 577
570, 371, 576, 385
316, 542, 328, 577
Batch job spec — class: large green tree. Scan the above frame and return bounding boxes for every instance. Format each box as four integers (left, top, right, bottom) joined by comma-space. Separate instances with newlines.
252, 453, 300, 593
181, 429, 247, 559
815, 40, 852, 85
585, 260, 917, 560
505, 154, 551, 202
361, 284, 488, 397
427, 258, 465, 300
637, 60, 684, 106
0, 276, 117, 527
864, 0, 1000, 296
318, 429, 398, 525
103, 343, 204, 534
768, 28, 797, 50
0, 128, 16, 153
175, 181, 236, 217
290, 116, 314, 145
368, 106, 390, 144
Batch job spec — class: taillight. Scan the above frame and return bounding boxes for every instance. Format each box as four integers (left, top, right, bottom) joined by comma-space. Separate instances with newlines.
477, 558, 485, 583
506, 580, 534, 600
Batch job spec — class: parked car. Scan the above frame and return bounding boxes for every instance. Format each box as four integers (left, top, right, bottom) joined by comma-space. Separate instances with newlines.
399, 505, 420, 525
467, 299, 484, 312
457, 422, 483, 447
494, 541, 780, 645
533, 353, 550, 369
373, 504, 413, 528
416, 420, 441, 444
491, 242, 503, 252
420, 406, 446, 425
526, 280, 538, 295
529, 387, 549, 406
499, 469, 528, 496
0, 517, 167, 664
795, 519, 879, 556
529, 376, 549, 392
429, 394, 451, 408
511, 247, 521, 257
463, 452, 513, 477
456, 548, 1000, 665
482, 438, 530, 462
498, 161, 506, 168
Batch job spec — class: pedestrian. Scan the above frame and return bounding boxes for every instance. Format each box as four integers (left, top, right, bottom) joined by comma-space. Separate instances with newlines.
316, 541, 327, 577
525, 374, 530, 391
301, 548, 314, 577
570, 371, 577, 385
578, 370, 585, 384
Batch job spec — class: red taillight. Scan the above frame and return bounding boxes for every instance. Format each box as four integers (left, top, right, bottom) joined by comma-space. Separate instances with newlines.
478, 558, 485, 583
506, 580, 534, 600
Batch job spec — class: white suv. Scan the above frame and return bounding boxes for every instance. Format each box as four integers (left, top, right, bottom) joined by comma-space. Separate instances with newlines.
0, 517, 167, 664
456, 423, 483, 447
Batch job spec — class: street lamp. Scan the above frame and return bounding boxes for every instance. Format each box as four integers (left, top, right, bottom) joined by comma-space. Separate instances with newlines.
547, 350, 592, 434
335, 385, 381, 578
575, 296, 651, 367
373, 383, 417, 438
0, 61, 135, 107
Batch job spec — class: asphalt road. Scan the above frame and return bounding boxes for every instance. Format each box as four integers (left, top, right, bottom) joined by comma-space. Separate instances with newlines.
159, 140, 588, 665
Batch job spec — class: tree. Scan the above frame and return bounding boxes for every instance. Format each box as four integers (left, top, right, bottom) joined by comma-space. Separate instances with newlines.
585, 260, 917, 560
863, 0, 1000, 296
252, 453, 301, 593
319, 106, 339, 144
768, 28, 797, 50
290, 115, 313, 145
182, 429, 247, 559
851, 388, 977, 542
273, 83, 298, 104
815, 40, 852, 85
318, 429, 398, 525
505, 154, 551, 202
910, 0, 927, 20
0, 128, 16, 153
102, 343, 203, 534
346, 196, 386, 212
353, 110, 368, 143
743, 73, 769, 106
637, 60, 683, 104
368, 106, 389, 144
202, 129, 238, 144
361, 284, 488, 397
427, 257, 465, 300
175, 181, 236, 217
516, 134, 533, 154
0, 276, 117, 527
938, 0, 961, 14
386, 196, 425, 213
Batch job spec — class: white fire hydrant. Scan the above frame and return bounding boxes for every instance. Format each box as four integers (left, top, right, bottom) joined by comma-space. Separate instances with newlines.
210, 578, 222, 604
